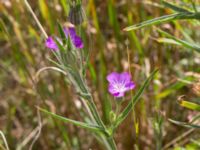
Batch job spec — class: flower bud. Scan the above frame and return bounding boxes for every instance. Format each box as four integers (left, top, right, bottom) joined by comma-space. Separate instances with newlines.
68, 3, 84, 25
109, 111, 116, 123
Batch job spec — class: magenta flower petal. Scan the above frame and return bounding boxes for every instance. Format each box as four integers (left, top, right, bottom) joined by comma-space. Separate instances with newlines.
113, 92, 120, 97
106, 72, 120, 83
119, 72, 131, 83
108, 84, 117, 94
45, 37, 58, 51
113, 92, 124, 98
107, 72, 135, 98
68, 27, 76, 38
72, 35, 84, 48
64, 27, 84, 49
63, 28, 68, 37
125, 81, 136, 90
115, 92, 125, 97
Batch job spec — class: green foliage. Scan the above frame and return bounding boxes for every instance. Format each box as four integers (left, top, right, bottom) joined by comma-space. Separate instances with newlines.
1, 0, 200, 149
157, 29, 200, 53
169, 119, 200, 129
161, 1, 190, 13
178, 100, 200, 111
38, 107, 106, 134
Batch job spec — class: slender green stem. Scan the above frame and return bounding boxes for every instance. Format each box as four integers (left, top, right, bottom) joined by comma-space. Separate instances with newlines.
100, 135, 117, 150
87, 97, 106, 127
115, 99, 123, 116
69, 71, 117, 149
78, 77, 118, 149
108, 138, 117, 150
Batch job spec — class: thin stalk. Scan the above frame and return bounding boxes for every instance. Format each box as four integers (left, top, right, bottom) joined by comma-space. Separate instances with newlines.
81, 98, 96, 123
99, 135, 117, 150
76, 72, 107, 128
107, 137, 117, 150
67, 70, 117, 149
24, 0, 48, 39
85, 94, 117, 150
0, 131, 9, 150
87, 97, 106, 127
71, 71, 117, 149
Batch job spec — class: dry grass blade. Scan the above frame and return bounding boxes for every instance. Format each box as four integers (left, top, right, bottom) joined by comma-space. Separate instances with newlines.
24, 0, 48, 38
0, 131, 10, 150
34, 66, 67, 82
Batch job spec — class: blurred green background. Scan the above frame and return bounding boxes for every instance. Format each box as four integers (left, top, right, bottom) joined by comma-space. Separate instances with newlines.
1, 0, 200, 149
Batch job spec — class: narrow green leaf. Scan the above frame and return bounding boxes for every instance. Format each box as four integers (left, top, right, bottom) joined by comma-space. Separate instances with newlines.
38, 107, 106, 133
57, 22, 67, 45
123, 12, 200, 31
38, 0, 54, 32
157, 29, 200, 53
55, 38, 65, 52
114, 69, 158, 127
169, 119, 200, 129
190, 113, 200, 123
162, 1, 190, 13
178, 100, 200, 111
60, 0, 69, 15
88, 62, 97, 84
48, 57, 64, 69
156, 38, 181, 45
124, 13, 179, 31
156, 78, 188, 99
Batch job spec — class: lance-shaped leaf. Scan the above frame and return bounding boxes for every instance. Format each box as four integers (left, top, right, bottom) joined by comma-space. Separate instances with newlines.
114, 69, 158, 128
38, 107, 106, 134
157, 29, 200, 53
178, 100, 200, 111
169, 119, 200, 129
156, 38, 181, 45
123, 12, 200, 31
162, 1, 190, 13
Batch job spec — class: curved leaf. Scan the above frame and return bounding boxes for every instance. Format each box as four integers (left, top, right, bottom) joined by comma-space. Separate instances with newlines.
169, 119, 200, 129
162, 1, 190, 13
157, 29, 200, 53
38, 107, 106, 134
178, 100, 200, 111
123, 12, 200, 31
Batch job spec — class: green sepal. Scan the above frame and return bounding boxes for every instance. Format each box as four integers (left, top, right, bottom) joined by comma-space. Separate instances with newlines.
57, 22, 67, 45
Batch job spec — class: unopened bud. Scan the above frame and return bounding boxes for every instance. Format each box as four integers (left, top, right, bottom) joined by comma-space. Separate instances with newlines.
68, 3, 84, 25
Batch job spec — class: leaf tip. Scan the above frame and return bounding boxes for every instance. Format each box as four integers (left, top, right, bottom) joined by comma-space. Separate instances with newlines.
122, 27, 129, 32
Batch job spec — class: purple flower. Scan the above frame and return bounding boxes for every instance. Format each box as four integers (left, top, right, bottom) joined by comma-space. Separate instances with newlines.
106, 72, 135, 98
64, 27, 84, 49
45, 36, 58, 51
45, 27, 84, 51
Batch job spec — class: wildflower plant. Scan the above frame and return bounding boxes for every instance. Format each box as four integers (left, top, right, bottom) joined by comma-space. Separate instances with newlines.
39, 23, 158, 148
25, 1, 158, 149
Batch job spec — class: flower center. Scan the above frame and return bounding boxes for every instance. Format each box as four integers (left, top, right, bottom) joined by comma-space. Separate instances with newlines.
113, 82, 126, 93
